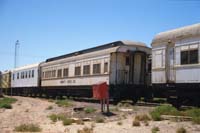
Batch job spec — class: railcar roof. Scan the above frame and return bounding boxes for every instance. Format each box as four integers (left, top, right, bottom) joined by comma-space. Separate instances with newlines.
152, 23, 200, 46
46, 40, 146, 62
12, 63, 40, 71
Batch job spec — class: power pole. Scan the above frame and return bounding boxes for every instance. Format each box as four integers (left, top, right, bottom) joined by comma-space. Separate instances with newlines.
14, 40, 20, 68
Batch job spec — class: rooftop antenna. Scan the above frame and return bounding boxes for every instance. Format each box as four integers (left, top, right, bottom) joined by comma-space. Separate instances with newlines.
14, 40, 20, 68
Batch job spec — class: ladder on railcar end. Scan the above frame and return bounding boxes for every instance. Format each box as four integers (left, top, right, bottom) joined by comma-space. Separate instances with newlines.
165, 84, 181, 108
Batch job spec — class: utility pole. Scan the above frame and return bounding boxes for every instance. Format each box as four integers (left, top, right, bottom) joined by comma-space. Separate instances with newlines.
14, 40, 20, 68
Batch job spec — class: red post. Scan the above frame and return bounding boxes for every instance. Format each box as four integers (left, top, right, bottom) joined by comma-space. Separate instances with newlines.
93, 82, 109, 113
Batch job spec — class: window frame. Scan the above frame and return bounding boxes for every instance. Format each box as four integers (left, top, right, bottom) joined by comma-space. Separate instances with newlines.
93, 63, 101, 74
75, 66, 81, 76
83, 65, 90, 75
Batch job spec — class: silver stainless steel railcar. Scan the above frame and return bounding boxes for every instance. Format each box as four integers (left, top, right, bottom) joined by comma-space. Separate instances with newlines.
152, 23, 200, 107
40, 40, 151, 102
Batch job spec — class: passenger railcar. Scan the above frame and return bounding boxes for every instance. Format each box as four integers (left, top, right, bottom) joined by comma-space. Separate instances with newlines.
11, 63, 40, 96
41, 40, 151, 102
0, 70, 11, 95
152, 23, 200, 107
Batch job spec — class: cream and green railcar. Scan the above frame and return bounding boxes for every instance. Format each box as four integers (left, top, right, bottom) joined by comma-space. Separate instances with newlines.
41, 40, 151, 102
152, 23, 200, 107
0, 70, 11, 95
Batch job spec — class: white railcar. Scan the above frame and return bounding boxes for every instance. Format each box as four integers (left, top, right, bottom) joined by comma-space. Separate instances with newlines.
41, 40, 151, 100
11, 63, 40, 88
151, 23, 200, 106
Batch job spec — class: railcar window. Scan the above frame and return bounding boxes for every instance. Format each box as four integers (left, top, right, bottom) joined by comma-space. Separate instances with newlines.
93, 64, 101, 74
63, 68, 69, 77
17, 73, 19, 79
29, 70, 31, 78
104, 62, 108, 73
181, 51, 189, 65
32, 70, 34, 78
75, 66, 81, 76
190, 49, 198, 64
13, 74, 15, 80
57, 69, 62, 78
83, 65, 90, 75
25, 71, 27, 78
125, 57, 130, 65
52, 70, 56, 77
181, 49, 198, 65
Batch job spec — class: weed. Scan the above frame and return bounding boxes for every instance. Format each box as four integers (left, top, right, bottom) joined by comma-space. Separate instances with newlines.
150, 105, 180, 121
49, 114, 66, 122
176, 127, 187, 133
185, 108, 200, 124
55, 99, 73, 107
144, 120, 149, 126
117, 121, 122, 125
151, 126, 159, 133
132, 120, 140, 126
62, 118, 74, 126
77, 126, 93, 133
135, 114, 151, 121
14, 124, 42, 132
95, 117, 105, 123
84, 107, 96, 114
75, 119, 84, 125
46, 106, 53, 110
0, 97, 17, 109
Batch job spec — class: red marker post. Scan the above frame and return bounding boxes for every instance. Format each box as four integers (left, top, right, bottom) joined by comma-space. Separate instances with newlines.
93, 82, 109, 113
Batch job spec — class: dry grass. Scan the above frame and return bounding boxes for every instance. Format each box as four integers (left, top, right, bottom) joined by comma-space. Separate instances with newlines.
77, 126, 93, 133
151, 126, 159, 133
135, 114, 151, 121
14, 124, 42, 132
176, 127, 187, 133
132, 120, 140, 126
117, 121, 123, 125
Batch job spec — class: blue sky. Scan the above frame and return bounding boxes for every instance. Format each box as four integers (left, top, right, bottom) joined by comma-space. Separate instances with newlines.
0, 0, 200, 71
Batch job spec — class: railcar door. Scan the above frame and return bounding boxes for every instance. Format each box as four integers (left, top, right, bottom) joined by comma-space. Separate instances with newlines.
166, 43, 175, 83
132, 52, 145, 84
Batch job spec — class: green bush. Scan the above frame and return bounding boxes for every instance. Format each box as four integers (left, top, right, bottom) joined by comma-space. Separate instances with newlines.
150, 105, 180, 121
62, 118, 74, 126
84, 107, 96, 114
55, 99, 72, 107
176, 127, 186, 133
49, 114, 66, 122
185, 108, 200, 124
0, 97, 17, 109
14, 124, 42, 132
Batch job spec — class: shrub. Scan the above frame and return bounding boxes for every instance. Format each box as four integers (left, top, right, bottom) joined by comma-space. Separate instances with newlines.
84, 107, 96, 114
62, 118, 74, 126
144, 120, 149, 126
150, 105, 180, 121
49, 114, 66, 122
14, 124, 42, 132
132, 120, 140, 126
0, 97, 17, 109
117, 121, 122, 125
95, 117, 105, 123
176, 127, 187, 133
151, 126, 159, 133
46, 106, 53, 110
77, 126, 93, 133
135, 114, 151, 121
55, 99, 72, 107
185, 108, 200, 124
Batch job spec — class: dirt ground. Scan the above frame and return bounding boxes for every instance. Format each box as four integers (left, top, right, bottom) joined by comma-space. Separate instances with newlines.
0, 96, 200, 133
